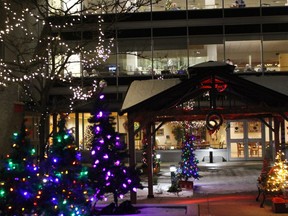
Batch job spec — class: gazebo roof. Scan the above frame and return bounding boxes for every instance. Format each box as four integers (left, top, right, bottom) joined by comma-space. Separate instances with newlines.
120, 61, 288, 122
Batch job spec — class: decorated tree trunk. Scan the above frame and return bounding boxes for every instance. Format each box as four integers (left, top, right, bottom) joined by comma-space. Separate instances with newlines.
141, 132, 160, 174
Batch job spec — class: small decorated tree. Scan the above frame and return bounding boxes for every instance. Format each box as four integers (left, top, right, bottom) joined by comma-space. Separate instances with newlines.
88, 95, 142, 214
0, 120, 40, 215
35, 115, 91, 215
177, 135, 200, 188
266, 151, 288, 194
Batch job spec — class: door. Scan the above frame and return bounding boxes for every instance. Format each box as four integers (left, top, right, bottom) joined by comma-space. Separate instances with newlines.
228, 120, 263, 160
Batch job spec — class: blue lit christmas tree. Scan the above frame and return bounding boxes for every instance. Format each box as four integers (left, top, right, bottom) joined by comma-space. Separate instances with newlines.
35, 114, 91, 215
178, 135, 200, 181
0, 120, 40, 215
88, 94, 142, 214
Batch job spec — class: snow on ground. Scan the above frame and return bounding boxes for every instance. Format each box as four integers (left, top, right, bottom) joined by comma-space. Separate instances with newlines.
98, 162, 261, 203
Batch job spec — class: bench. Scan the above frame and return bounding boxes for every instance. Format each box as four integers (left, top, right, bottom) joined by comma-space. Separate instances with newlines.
256, 175, 282, 208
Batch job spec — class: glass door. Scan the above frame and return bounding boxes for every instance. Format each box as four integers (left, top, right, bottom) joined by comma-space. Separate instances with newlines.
247, 121, 263, 159
229, 120, 263, 160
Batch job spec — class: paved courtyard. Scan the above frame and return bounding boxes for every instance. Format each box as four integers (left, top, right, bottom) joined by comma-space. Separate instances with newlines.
97, 161, 287, 216
134, 161, 284, 216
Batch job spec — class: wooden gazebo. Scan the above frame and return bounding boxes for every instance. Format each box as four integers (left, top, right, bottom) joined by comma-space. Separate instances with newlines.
119, 61, 288, 202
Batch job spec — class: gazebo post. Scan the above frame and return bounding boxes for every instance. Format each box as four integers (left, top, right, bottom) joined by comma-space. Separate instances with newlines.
128, 114, 137, 204
146, 122, 154, 198
280, 117, 286, 150
274, 117, 281, 154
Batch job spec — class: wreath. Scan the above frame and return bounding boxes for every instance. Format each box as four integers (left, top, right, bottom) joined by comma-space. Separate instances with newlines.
206, 111, 223, 131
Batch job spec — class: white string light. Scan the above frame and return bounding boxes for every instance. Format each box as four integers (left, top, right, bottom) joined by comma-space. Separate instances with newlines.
0, 1, 114, 99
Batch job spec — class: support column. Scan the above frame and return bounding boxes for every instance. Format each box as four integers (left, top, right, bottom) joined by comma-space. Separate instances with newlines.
53, 113, 58, 135
146, 123, 154, 198
274, 117, 281, 154
280, 118, 286, 155
128, 114, 137, 204
75, 112, 79, 148
207, 45, 217, 61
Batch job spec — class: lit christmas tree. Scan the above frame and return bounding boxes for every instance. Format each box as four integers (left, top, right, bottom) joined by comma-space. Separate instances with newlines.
266, 151, 288, 193
0, 120, 40, 215
35, 114, 91, 215
88, 95, 142, 214
178, 135, 200, 181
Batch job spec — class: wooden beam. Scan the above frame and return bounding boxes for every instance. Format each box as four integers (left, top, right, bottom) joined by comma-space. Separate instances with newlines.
258, 118, 275, 132
151, 121, 165, 136
279, 112, 288, 122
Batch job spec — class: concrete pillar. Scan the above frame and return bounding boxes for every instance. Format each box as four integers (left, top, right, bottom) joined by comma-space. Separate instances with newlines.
207, 45, 217, 61
126, 52, 138, 74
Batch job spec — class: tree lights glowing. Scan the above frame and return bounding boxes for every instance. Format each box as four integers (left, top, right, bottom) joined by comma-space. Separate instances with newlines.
0, 0, 113, 160
35, 114, 91, 215
88, 95, 142, 213
0, 120, 40, 215
141, 131, 160, 173
266, 151, 288, 193
178, 135, 200, 181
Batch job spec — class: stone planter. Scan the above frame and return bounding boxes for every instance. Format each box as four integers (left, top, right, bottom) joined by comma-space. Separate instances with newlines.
178, 180, 194, 189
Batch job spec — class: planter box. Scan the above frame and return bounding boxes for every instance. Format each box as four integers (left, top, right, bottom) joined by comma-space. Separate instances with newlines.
178, 180, 194, 189
272, 197, 288, 213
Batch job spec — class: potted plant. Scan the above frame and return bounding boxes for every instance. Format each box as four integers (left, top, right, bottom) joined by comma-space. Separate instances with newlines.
172, 125, 185, 149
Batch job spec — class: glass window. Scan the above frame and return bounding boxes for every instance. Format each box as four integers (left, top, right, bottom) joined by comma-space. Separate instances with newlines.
230, 121, 244, 139
230, 142, 244, 158
189, 36, 224, 67
57, 112, 127, 151
153, 36, 188, 75
248, 141, 262, 158
153, 0, 175, 11
263, 40, 288, 72
190, 0, 222, 9
261, 0, 282, 7
118, 38, 152, 75
152, 0, 186, 11
49, 0, 81, 15
248, 121, 262, 139
224, 0, 259, 8
225, 38, 261, 73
